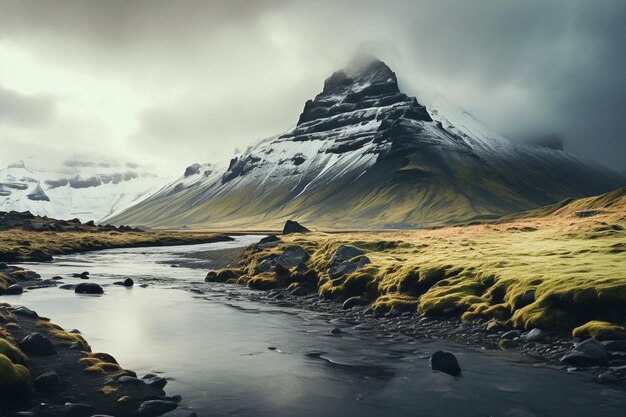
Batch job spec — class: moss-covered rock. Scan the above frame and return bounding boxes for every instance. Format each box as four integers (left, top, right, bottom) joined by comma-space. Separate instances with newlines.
572, 321, 626, 341
0, 353, 32, 402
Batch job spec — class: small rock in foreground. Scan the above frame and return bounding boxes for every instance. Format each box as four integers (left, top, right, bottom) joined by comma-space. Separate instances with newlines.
19, 332, 56, 356
429, 351, 462, 376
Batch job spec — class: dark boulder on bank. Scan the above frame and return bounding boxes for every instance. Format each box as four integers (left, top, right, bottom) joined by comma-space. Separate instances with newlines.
74, 282, 104, 294
561, 338, 609, 366
429, 351, 462, 376
282, 220, 310, 235
34, 371, 64, 394
4, 284, 24, 295
20, 333, 56, 356
258, 235, 281, 246
276, 245, 310, 268
138, 399, 179, 417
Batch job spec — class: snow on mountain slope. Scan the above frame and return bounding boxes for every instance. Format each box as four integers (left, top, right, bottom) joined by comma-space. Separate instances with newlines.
0, 158, 167, 222
109, 56, 625, 230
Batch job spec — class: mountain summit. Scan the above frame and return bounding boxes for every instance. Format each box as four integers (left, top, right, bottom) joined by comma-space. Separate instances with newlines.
107, 57, 624, 229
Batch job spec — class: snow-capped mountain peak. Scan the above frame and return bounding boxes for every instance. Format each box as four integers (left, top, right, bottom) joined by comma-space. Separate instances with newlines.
108, 56, 624, 230
0, 157, 168, 222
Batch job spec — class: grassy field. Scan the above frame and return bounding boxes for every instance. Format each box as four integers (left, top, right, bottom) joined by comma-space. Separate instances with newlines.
0, 229, 232, 262
224, 187, 626, 338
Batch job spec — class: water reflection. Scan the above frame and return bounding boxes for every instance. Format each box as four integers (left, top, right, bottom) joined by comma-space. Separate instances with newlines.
9, 237, 626, 417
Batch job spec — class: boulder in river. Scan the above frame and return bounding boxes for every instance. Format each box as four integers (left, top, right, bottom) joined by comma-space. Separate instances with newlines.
115, 277, 134, 287
74, 282, 104, 294
282, 220, 310, 235
64, 402, 96, 417
29, 249, 53, 262
19, 333, 56, 356
560, 338, 609, 366
429, 351, 462, 376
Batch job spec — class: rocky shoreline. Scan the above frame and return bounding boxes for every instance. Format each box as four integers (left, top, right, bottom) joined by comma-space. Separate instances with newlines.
200, 230, 626, 389
230, 285, 626, 388
0, 302, 193, 417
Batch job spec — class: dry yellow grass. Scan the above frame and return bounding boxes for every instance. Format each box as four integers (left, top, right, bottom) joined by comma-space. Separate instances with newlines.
0, 229, 230, 262
233, 188, 626, 337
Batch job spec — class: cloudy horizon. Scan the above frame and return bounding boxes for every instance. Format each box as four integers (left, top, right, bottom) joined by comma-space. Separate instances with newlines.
1, 0, 625, 177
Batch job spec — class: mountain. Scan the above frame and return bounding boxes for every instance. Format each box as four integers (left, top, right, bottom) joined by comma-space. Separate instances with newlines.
107, 56, 625, 230
0, 159, 166, 222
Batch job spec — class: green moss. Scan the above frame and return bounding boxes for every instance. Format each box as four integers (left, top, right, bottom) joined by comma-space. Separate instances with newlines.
572, 320, 626, 340
0, 353, 31, 402
372, 294, 418, 312
0, 339, 27, 365
38, 320, 91, 351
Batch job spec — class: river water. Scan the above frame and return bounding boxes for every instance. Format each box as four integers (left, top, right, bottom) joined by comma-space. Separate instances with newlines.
8, 236, 626, 417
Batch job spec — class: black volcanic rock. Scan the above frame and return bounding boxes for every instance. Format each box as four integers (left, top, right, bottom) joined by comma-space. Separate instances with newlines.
282, 220, 310, 235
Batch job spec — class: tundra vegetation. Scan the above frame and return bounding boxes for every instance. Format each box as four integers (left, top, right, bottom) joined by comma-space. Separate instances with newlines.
208, 187, 626, 338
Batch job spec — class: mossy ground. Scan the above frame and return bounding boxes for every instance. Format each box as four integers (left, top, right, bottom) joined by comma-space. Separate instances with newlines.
228, 189, 626, 337
0, 229, 230, 262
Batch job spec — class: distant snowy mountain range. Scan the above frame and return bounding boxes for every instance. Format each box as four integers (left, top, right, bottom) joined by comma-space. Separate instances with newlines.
0, 158, 166, 222
107, 56, 624, 230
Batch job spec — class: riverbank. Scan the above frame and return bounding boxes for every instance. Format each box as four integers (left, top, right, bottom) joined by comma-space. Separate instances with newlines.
204, 189, 626, 385
0, 302, 186, 417
0, 210, 232, 263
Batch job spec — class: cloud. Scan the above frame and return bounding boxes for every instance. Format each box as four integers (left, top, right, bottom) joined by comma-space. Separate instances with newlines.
0, 0, 624, 173
0, 85, 56, 127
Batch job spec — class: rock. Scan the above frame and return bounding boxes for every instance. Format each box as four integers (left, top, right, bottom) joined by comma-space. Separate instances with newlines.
330, 327, 342, 335
429, 351, 462, 376
276, 245, 310, 268
59, 284, 76, 290
138, 400, 179, 417
5, 284, 23, 295
51, 276, 64, 280
603, 339, 626, 352
72, 271, 90, 279
331, 245, 365, 265
560, 338, 609, 366
258, 235, 281, 245
12, 306, 39, 318
523, 328, 545, 342
501, 330, 521, 340
342, 296, 368, 310
117, 375, 144, 385
29, 249, 53, 262
0, 262, 7, 269
64, 402, 95, 417
254, 257, 277, 274
282, 220, 310, 235
143, 374, 168, 389
329, 255, 370, 279
20, 333, 56, 356
204, 271, 217, 282
34, 371, 64, 394
74, 283, 104, 294
122, 277, 134, 287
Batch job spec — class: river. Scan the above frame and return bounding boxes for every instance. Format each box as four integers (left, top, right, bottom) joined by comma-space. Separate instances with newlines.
8, 236, 626, 417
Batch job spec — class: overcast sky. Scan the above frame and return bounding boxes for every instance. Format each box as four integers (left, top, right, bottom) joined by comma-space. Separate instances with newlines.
1, 0, 625, 176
